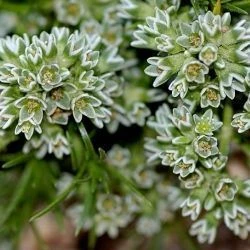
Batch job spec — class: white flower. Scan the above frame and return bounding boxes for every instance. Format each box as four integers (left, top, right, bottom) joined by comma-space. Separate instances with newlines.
181, 197, 201, 220
136, 217, 161, 236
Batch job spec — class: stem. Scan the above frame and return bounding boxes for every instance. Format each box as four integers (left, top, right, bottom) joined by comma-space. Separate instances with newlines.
88, 227, 96, 250
30, 222, 48, 250
219, 102, 233, 155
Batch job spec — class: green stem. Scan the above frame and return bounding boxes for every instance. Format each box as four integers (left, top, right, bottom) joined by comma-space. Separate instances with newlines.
219, 102, 233, 155
88, 227, 97, 250
30, 222, 48, 250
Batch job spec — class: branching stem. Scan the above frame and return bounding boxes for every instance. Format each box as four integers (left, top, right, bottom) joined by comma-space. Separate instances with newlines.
219, 101, 233, 155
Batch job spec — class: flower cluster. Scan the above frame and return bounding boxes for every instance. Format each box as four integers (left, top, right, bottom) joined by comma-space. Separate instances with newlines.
132, 9, 250, 106
147, 105, 224, 177
145, 102, 250, 242
0, 27, 123, 157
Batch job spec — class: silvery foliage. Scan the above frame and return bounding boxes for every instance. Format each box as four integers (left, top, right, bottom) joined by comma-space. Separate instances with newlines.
0, 27, 124, 158
132, 9, 250, 106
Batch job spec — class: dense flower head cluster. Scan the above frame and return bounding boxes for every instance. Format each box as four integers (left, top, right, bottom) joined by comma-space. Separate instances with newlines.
132, 9, 250, 106
146, 104, 224, 175
0, 27, 124, 157
145, 102, 250, 242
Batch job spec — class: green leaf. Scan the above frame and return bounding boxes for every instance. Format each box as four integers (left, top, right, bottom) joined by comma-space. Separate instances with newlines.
29, 182, 76, 222
231, 0, 250, 10
172, 136, 192, 145
2, 153, 31, 169
0, 161, 33, 225
221, 0, 233, 3
224, 3, 248, 14
30, 166, 87, 222
78, 123, 95, 160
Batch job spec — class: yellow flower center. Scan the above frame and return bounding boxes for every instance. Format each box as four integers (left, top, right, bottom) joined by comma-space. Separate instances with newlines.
202, 48, 216, 61
196, 119, 212, 133
51, 88, 63, 101
75, 98, 87, 109
178, 162, 191, 169
186, 63, 201, 77
103, 198, 115, 210
67, 3, 79, 15
27, 100, 40, 113
189, 33, 201, 47
206, 89, 218, 101
198, 140, 211, 152
43, 70, 54, 84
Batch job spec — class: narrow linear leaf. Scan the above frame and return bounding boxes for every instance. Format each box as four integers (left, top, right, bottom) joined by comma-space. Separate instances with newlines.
233, 0, 250, 9
0, 162, 33, 225
78, 123, 95, 159
29, 180, 77, 222
221, 0, 233, 3
224, 3, 248, 14
30, 169, 87, 222
2, 153, 31, 169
